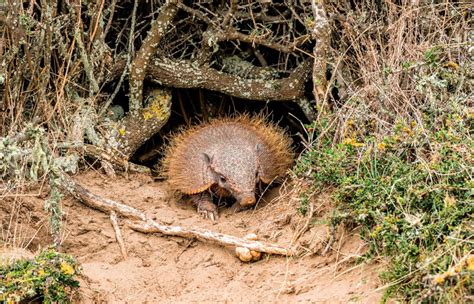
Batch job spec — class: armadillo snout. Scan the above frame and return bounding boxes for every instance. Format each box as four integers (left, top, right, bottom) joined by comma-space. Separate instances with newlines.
239, 195, 256, 206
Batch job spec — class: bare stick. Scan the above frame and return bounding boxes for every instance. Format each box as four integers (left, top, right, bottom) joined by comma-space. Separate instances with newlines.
214, 28, 310, 53
98, 0, 135, 117
310, 1, 330, 114
129, 0, 181, 114
322, 224, 337, 256
128, 221, 293, 256
177, 91, 190, 126
60, 173, 295, 257
110, 211, 128, 259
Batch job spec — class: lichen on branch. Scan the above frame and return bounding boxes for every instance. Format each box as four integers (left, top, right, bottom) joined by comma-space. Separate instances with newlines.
109, 88, 172, 158
148, 57, 311, 101
128, 0, 181, 114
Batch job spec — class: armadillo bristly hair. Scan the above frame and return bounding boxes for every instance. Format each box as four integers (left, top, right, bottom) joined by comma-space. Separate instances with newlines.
161, 115, 294, 195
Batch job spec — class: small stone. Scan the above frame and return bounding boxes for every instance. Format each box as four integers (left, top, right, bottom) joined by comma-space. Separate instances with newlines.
235, 247, 253, 262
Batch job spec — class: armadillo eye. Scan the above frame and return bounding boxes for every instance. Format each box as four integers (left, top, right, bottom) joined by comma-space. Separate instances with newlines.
219, 175, 227, 184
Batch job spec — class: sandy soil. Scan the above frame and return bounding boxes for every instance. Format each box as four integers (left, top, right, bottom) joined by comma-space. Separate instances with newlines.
1, 171, 384, 303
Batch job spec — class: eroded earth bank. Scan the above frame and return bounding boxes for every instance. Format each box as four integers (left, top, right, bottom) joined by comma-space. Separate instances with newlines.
2, 170, 384, 303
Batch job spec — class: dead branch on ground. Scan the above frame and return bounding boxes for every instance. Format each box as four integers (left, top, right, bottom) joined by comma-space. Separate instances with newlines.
60, 173, 296, 257
110, 211, 128, 259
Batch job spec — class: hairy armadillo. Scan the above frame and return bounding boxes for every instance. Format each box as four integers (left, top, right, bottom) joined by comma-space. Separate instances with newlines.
162, 116, 293, 220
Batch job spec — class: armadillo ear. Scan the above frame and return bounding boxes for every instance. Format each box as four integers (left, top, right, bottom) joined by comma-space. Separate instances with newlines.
202, 153, 213, 165
256, 144, 270, 182
257, 168, 273, 184
257, 153, 274, 184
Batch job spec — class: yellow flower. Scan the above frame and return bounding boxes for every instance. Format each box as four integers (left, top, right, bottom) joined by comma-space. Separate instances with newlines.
467, 255, 474, 271
118, 128, 126, 136
444, 61, 460, 70
369, 225, 382, 238
60, 262, 75, 275
445, 268, 456, 277
432, 274, 445, 284
454, 264, 462, 273
343, 138, 364, 147
377, 142, 387, 150
444, 193, 456, 207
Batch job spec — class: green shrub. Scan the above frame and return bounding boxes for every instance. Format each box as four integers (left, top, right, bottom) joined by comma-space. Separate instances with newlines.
296, 109, 473, 301
0, 249, 80, 303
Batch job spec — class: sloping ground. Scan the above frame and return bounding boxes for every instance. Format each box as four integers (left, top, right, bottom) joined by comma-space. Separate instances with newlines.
1, 171, 384, 303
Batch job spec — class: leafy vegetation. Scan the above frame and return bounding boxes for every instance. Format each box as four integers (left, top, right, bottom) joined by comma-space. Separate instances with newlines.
1, 0, 472, 302
296, 40, 473, 302
0, 249, 80, 303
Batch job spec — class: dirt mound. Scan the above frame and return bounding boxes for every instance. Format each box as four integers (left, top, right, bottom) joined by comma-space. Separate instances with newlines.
1, 171, 383, 303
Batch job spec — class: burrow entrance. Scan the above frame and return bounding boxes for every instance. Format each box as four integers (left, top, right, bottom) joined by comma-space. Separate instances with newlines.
130, 88, 311, 167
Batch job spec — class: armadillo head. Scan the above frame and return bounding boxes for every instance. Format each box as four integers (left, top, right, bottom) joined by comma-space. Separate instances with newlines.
202, 143, 261, 207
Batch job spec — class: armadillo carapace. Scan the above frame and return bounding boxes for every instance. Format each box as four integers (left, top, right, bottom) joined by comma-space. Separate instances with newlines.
162, 116, 293, 220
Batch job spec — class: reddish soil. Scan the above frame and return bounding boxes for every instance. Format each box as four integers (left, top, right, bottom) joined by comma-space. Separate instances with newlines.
1, 171, 384, 303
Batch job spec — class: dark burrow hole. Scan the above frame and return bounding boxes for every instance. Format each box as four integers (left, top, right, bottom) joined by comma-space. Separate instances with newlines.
130, 88, 310, 171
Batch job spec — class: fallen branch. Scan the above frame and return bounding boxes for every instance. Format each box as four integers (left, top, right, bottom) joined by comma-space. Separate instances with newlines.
128, 221, 293, 256
60, 173, 295, 257
110, 211, 128, 259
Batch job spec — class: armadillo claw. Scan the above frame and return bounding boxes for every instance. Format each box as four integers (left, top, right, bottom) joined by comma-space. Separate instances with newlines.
229, 201, 242, 214
197, 201, 219, 221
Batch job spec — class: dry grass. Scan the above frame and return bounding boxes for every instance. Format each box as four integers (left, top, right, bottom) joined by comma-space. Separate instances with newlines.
296, 1, 473, 302
0, 1, 472, 302
317, 1, 472, 144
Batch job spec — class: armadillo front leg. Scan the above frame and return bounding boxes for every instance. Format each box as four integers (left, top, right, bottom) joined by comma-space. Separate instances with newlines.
192, 192, 219, 221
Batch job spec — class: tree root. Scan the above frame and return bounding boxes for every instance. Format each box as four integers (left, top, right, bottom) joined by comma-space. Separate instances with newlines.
59, 173, 296, 257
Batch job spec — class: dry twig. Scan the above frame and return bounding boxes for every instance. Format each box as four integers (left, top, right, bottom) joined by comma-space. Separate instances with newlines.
110, 211, 128, 259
